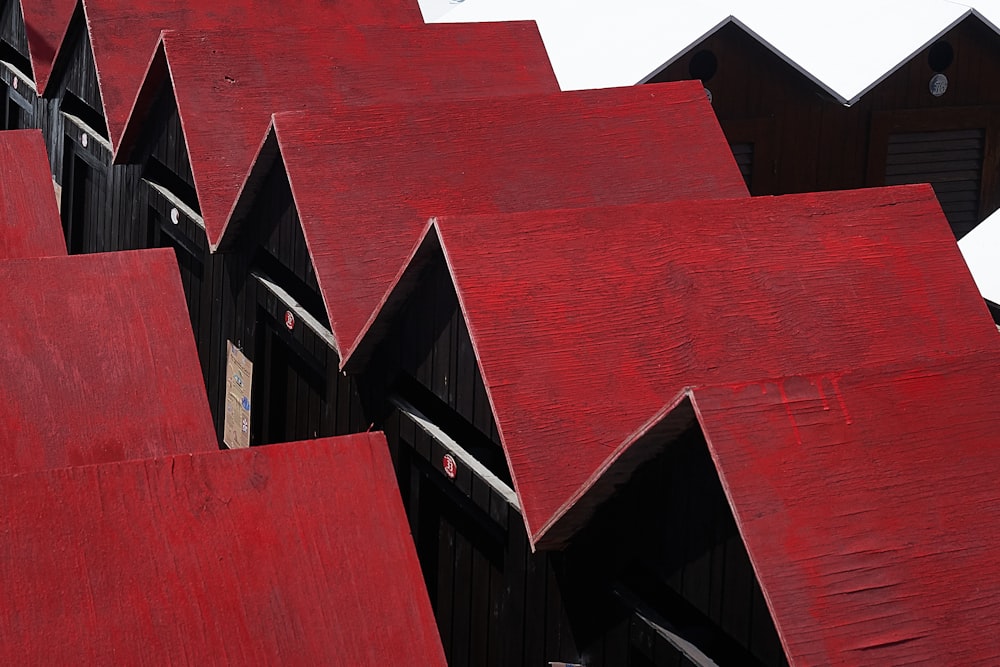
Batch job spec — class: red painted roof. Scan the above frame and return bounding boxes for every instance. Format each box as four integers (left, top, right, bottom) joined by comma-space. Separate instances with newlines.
0, 433, 446, 664
0, 249, 216, 472
692, 351, 1000, 665
382, 185, 997, 548
16, 0, 76, 91
56, 0, 424, 148
251, 82, 748, 362
118, 22, 557, 248
0, 130, 65, 258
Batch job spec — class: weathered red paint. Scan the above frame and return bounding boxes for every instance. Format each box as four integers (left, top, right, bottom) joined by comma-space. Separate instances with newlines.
0, 249, 216, 472
0, 130, 65, 258
250, 82, 748, 360
375, 184, 997, 550
51, 0, 424, 147
0, 432, 447, 664
692, 351, 1000, 665
15, 0, 76, 90
117, 22, 558, 247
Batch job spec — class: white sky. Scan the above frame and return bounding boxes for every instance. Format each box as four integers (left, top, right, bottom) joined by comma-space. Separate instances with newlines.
419, 1, 1000, 101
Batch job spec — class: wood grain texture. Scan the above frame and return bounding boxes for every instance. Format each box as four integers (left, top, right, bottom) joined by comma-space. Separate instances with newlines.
0, 248, 217, 472
255, 81, 748, 361
692, 351, 1000, 665
0, 432, 447, 665
14, 0, 76, 90
419, 185, 999, 547
56, 0, 423, 148
0, 129, 65, 258
118, 21, 557, 248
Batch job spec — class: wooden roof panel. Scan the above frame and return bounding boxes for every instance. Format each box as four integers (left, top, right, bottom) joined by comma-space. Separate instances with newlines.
0, 130, 66, 258
0, 433, 446, 664
265, 81, 748, 360
423, 185, 997, 546
16, 0, 77, 90
127, 21, 557, 248
693, 352, 1000, 664
0, 249, 216, 472
70, 0, 423, 148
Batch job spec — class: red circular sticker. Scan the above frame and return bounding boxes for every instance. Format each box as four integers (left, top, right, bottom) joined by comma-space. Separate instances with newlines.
442, 454, 457, 479
284, 310, 295, 331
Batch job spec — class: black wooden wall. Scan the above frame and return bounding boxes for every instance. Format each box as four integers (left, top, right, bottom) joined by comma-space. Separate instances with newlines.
650, 16, 1000, 238
131, 76, 364, 447
361, 256, 789, 667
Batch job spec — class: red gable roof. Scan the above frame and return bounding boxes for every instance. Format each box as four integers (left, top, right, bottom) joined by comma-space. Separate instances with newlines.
247, 81, 748, 363
0, 433, 446, 664
118, 22, 557, 248
16, 0, 76, 91
0, 130, 65, 258
692, 351, 1000, 665
51, 0, 424, 148
0, 249, 216, 472
374, 185, 996, 548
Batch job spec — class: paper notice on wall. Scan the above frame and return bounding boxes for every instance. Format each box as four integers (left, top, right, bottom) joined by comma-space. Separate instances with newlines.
223, 340, 253, 449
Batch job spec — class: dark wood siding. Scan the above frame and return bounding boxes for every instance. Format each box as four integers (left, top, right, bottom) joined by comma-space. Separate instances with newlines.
0, 0, 30, 71
128, 80, 365, 447
885, 128, 985, 236
730, 141, 754, 188
649, 16, 1000, 231
363, 250, 788, 666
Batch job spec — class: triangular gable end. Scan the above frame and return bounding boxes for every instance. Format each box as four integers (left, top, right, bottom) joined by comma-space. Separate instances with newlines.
347, 222, 518, 514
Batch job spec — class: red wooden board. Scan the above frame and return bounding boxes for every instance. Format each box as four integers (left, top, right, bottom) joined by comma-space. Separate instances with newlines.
0, 249, 216, 472
0, 433, 447, 664
252, 82, 748, 361
117, 22, 557, 248
64, 0, 424, 147
692, 351, 1000, 665
0, 130, 66, 258
16, 0, 76, 90
415, 185, 999, 547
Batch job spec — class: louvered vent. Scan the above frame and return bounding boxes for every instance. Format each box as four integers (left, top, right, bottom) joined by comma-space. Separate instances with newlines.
885, 129, 985, 238
730, 142, 754, 188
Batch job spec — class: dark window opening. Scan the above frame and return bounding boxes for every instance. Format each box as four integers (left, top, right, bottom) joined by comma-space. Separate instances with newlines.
143, 158, 202, 215
688, 50, 718, 82
0, 41, 31, 80
61, 90, 108, 139
251, 308, 329, 446
60, 151, 105, 254
252, 249, 330, 329
393, 373, 512, 486
928, 40, 954, 72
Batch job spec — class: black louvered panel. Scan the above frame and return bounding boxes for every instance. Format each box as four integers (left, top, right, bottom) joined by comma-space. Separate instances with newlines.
730, 142, 754, 188
885, 128, 985, 238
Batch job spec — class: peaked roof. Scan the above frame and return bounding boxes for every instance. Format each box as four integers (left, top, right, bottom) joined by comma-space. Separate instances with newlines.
0, 130, 66, 258
692, 351, 1000, 665
238, 81, 748, 362
0, 249, 216, 472
45, 0, 424, 149
353, 184, 996, 548
118, 21, 558, 248
959, 206, 1000, 307
0, 433, 446, 664
421, 0, 1000, 103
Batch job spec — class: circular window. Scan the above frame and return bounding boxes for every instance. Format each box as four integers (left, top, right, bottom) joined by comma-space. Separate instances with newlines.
928, 41, 954, 72
688, 50, 718, 82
